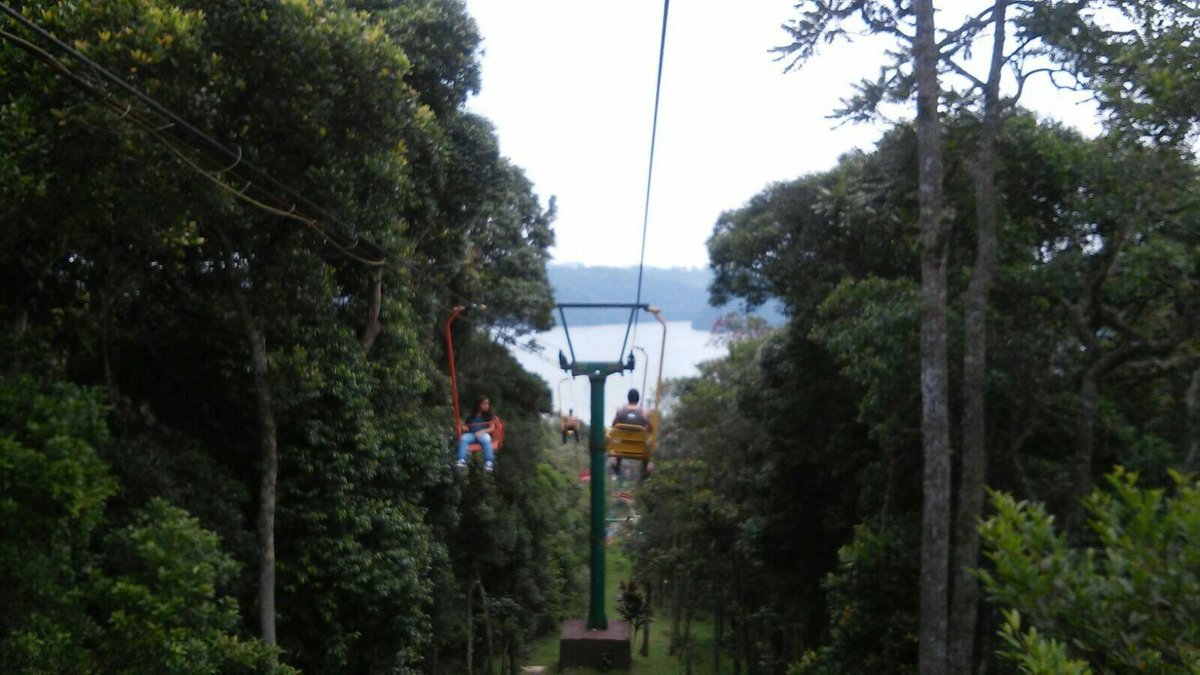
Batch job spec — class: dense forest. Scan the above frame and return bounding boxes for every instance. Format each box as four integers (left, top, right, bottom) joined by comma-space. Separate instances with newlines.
4, 0, 1200, 674
636, 1, 1200, 673
2, 1, 583, 672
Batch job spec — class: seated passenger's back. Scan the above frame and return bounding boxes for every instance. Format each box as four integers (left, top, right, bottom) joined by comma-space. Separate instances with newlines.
616, 406, 649, 428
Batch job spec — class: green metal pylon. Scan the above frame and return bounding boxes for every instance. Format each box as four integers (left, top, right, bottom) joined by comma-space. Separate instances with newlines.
570, 361, 627, 630
554, 302, 645, 632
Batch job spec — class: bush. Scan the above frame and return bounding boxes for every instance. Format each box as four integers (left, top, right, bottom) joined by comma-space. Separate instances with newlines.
0, 378, 286, 673
980, 468, 1200, 672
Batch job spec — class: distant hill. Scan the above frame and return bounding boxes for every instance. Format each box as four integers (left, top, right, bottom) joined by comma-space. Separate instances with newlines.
547, 264, 783, 329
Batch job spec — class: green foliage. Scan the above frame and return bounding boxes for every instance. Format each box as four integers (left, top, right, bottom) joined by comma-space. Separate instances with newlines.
996, 610, 1093, 675
792, 521, 918, 675
636, 329, 873, 670
816, 277, 920, 451
981, 469, 1200, 672
2, 0, 561, 670
1028, 0, 1200, 146
91, 499, 290, 674
0, 378, 283, 673
709, 131, 917, 322
697, 104, 1200, 672
0, 378, 115, 673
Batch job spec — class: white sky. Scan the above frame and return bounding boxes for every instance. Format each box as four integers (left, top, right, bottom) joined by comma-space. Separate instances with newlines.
464, 1, 1103, 269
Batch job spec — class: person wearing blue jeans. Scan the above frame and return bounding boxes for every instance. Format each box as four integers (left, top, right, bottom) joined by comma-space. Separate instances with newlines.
456, 396, 496, 472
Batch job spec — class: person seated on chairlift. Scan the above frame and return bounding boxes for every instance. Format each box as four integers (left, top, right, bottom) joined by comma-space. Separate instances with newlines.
610, 389, 651, 478
562, 408, 581, 445
613, 388, 652, 431
456, 396, 496, 472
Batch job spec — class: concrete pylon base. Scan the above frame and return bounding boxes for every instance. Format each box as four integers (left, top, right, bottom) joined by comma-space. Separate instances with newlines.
557, 619, 631, 671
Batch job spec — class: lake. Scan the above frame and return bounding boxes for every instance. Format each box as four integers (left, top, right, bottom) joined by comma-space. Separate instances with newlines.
507, 321, 727, 423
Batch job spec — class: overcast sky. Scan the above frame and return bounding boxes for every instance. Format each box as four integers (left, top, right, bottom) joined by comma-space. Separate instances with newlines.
464, 1, 1102, 270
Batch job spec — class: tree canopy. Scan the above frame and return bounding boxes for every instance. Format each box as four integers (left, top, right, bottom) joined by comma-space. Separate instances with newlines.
1, 1, 574, 671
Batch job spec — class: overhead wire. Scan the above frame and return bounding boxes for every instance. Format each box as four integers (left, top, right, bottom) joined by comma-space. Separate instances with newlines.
0, 2, 388, 262
0, 4, 512, 313
0, 3, 617, 373
621, 0, 671, 362
149, 128, 389, 268
634, 0, 670, 310
0, 23, 389, 272
3, 2, 618, 455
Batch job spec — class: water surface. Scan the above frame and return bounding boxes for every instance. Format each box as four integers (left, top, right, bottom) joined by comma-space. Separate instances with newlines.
507, 321, 727, 424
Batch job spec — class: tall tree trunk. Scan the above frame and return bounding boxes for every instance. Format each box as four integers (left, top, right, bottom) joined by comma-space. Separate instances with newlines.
641, 580, 652, 656
951, 3, 1007, 672
100, 328, 118, 403
431, 630, 439, 674
477, 579, 494, 675
1071, 363, 1100, 524
1004, 425, 1037, 501
7, 307, 28, 376
214, 226, 280, 647
732, 620, 741, 675
742, 611, 753, 675
669, 576, 683, 656
231, 287, 279, 646
714, 584, 723, 673
360, 267, 382, 354
466, 574, 475, 675
914, 1, 950, 673
11, 306, 27, 339
881, 444, 899, 518
1186, 368, 1200, 471
683, 597, 694, 675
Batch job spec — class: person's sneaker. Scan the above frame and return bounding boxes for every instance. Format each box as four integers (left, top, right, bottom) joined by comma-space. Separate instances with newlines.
484, 461, 495, 473
455, 459, 467, 470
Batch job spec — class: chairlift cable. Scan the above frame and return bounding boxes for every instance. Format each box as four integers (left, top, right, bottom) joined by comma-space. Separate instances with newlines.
0, 6, 508, 316
617, 0, 669, 365
0, 3, 384, 259
631, 0, 671, 333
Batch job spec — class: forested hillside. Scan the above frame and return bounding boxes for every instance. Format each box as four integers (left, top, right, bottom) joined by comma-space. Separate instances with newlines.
548, 264, 784, 329
5, 0, 1200, 674
634, 2, 1200, 673
1, 1, 581, 672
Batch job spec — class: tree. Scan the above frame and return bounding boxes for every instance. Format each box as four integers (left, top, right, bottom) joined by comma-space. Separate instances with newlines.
1028, 0, 1200, 147
0, 377, 286, 673
951, 2, 1008, 667
773, 2, 1200, 667
911, 4, 952, 670
1, 0, 563, 669
635, 327, 876, 670
90, 499, 292, 674
792, 520, 919, 675
980, 468, 1200, 671
774, 2, 954, 666
704, 107, 1200, 672
0, 378, 115, 672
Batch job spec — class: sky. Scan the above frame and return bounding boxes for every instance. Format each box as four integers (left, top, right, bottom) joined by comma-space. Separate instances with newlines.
464, 1, 1104, 270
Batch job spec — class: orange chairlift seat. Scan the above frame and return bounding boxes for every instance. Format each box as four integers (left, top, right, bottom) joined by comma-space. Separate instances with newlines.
445, 305, 504, 453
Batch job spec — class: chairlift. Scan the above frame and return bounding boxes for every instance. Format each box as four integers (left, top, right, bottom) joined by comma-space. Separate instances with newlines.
606, 307, 665, 463
444, 305, 505, 453
553, 303, 666, 464
558, 377, 582, 444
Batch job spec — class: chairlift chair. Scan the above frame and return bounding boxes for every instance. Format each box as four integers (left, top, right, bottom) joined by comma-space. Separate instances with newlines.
444, 305, 504, 453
